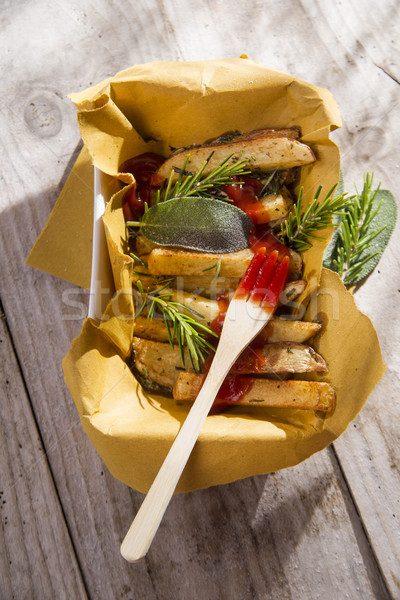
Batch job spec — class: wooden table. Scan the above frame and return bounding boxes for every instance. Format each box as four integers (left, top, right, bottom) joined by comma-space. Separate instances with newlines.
1, 1, 399, 598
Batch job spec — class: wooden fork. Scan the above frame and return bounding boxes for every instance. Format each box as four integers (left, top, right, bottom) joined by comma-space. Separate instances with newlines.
121, 247, 289, 562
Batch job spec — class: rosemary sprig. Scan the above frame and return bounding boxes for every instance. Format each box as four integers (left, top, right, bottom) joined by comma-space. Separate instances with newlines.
332, 173, 386, 284
135, 280, 217, 372
154, 153, 250, 204
280, 184, 349, 252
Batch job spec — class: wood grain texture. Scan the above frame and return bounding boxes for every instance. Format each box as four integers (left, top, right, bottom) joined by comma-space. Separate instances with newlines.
0, 306, 88, 600
0, 0, 399, 598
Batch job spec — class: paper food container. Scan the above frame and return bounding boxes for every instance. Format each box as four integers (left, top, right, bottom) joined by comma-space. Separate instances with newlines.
28, 58, 385, 493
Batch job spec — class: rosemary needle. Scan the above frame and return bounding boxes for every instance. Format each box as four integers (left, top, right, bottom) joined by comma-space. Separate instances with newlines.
280, 184, 349, 252
332, 173, 386, 284
134, 280, 217, 372
202, 257, 222, 282
155, 153, 250, 204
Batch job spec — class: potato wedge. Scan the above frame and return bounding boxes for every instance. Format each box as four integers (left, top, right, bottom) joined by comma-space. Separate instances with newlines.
132, 286, 219, 326
148, 247, 252, 278
279, 279, 306, 305
135, 235, 158, 256
133, 338, 327, 389
133, 315, 321, 344
173, 373, 335, 413
259, 318, 321, 343
132, 257, 159, 288
131, 262, 239, 295
234, 341, 327, 374
171, 275, 240, 296
251, 186, 294, 225
147, 246, 302, 281
159, 288, 220, 326
133, 336, 189, 389
154, 129, 315, 184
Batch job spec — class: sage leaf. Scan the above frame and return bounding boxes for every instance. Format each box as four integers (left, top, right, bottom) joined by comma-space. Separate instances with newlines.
323, 173, 397, 285
140, 197, 253, 253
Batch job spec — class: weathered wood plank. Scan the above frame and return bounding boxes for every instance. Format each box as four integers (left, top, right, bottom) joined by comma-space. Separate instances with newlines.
0, 0, 399, 598
0, 305, 88, 600
2, 198, 390, 599
328, 27, 400, 594
131, 449, 389, 599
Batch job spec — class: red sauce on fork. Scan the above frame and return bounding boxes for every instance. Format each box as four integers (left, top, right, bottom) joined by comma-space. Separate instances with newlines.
248, 226, 290, 258
206, 246, 289, 413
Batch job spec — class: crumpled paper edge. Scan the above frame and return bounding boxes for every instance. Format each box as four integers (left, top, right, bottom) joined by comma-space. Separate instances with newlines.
63, 268, 386, 494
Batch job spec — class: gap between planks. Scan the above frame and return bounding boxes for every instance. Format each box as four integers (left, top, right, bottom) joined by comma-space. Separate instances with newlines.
0, 297, 89, 600
330, 442, 393, 598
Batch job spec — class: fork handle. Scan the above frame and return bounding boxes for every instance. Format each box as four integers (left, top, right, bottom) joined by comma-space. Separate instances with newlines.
120, 345, 234, 562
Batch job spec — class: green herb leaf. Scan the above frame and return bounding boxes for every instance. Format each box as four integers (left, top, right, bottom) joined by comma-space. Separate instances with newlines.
322, 170, 346, 262
134, 281, 217, 372
202, 257, 222, 281
156, 153, 250, 204
280, 184, 349, 252
139, 197, 253, 253
323, 174, 397, 285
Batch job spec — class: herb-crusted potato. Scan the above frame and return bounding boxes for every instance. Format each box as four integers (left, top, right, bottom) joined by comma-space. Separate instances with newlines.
133, 314, 321, 344
153, 129, 315, 185
173, 374, 335, 413
125, 125, 334, 415
133, 337, 327, 389
147, 247, 303, 280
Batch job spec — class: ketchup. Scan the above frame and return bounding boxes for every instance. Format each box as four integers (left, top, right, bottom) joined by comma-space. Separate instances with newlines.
207, 285, 265, 413
206, 244, 289, 414
222, 176, 266, 224
210, 292, 229, 336
210, 376, 254, 414
119, 152, 165, 221
232, 345, 267, 373
248, 226, 290, 258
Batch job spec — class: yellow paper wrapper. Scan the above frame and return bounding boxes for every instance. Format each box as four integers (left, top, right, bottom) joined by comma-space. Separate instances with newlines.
29, 58, 385, 493
28, 57, 342, 290
26, 145, 94, 288
63, 268, 385, 494
68, 57, 342, 298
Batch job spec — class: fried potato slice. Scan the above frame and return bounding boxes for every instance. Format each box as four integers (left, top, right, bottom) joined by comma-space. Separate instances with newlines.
133, 338, 326, 389
131, 260, 239, 294
236, 341, 327, 374
251, 186, 294, 225
135, 235, 158, 256
279, 279, 306, 305
173, 373, 335, 413
132, 287, 220, 327
258, 318, 321, 343
133, 315, 321, 344
147, 246, 303, 281
133, 336, 189, 389
170, 275, 240, 295
157, 287, 220, 326
154, 129, 315, 184
148, 247, 251, 277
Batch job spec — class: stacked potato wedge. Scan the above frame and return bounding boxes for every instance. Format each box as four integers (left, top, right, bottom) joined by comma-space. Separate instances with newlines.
129, 128, 335, 413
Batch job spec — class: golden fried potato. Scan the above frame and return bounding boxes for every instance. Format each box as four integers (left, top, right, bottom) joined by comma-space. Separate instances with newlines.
154, 129, 315, 184
173, 374, 335, 413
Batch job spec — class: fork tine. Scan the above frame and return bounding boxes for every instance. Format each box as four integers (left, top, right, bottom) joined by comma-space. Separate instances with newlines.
234, 246, 267, 299
250, 250, 279, 304
262, 255, 290, 308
